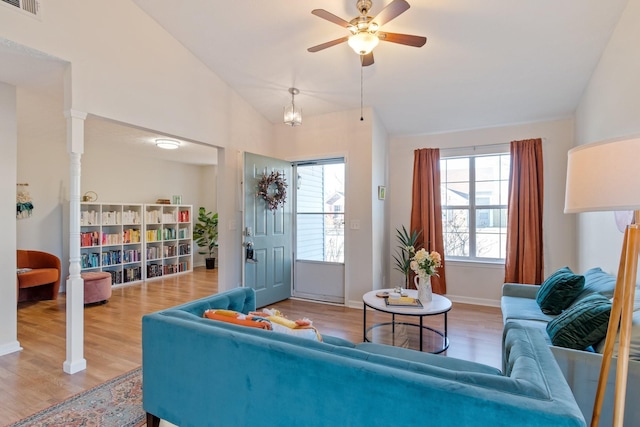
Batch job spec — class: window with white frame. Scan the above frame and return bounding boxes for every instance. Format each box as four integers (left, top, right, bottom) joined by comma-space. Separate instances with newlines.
295, 160, 345, 263
440, 153, 510, 261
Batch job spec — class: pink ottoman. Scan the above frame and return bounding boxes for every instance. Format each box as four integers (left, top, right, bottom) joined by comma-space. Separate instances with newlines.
82, 272, 112, 304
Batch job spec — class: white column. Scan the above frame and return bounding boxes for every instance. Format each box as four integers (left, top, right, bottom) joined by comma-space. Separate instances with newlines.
63, 109, 87, 374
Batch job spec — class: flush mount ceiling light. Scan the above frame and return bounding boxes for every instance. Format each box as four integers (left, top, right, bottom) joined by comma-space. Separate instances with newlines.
283, 88, 302, 126
155, 139, 180, 150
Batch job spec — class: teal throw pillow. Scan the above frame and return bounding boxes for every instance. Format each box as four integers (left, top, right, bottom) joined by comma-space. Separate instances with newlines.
536, 267, 585, 315
546, 293, 612, 350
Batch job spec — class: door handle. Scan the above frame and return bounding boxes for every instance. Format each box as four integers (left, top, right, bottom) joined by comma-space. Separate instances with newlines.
244, 241, 258, 263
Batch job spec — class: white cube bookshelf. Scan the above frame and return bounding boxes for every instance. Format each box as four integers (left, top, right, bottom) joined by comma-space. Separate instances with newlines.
144, 204, 192, 280
80, 202, 144, 286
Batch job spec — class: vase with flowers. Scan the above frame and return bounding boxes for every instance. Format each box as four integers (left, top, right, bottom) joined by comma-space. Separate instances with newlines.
410, 249, 442, 303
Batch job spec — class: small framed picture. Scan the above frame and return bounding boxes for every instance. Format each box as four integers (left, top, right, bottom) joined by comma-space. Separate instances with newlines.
378, 186, 386, 200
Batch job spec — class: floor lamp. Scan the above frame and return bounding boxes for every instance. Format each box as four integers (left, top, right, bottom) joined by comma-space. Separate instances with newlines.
564, 137, 640, 427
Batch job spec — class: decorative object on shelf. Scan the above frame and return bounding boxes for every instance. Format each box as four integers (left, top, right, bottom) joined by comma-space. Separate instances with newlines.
283, 87, 302, 126
392, 225, 422, 288
82, 191, 98, 202
193, 207, 218, 269
257, 171, 288, 211
172, 195, 182, 204
155, 138, 180, 150
410, 248, 442, 303
156, 198, 171, 204
16, 183, 33, 219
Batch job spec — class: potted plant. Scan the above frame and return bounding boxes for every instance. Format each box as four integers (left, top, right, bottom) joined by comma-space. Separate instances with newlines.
392, 225, 422, 288
193, 207, 218, 269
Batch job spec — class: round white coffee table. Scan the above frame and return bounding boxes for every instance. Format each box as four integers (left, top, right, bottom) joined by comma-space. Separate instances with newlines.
362, 289, 452, 353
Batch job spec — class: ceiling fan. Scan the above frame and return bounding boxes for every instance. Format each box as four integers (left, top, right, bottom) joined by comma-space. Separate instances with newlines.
307, 0, 427, 67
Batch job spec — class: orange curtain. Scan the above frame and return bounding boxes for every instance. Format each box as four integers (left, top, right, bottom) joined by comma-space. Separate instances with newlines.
504, 138, 544, 284
410, 148, 447, 294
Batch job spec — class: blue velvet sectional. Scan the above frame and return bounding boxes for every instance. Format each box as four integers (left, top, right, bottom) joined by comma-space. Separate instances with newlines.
502, 267, 640, 427
143, 287, 585, 427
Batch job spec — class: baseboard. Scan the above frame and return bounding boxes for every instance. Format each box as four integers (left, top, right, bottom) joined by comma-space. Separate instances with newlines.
63, 358, 87, 374
347, 299, 364, 309
291, 291, 344, 305
0, 340, 23, 356
289, 297, 345, 307
445, 294, 501, 308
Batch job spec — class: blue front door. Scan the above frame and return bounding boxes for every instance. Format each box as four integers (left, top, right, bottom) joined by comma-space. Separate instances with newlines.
243, 152, 292, 307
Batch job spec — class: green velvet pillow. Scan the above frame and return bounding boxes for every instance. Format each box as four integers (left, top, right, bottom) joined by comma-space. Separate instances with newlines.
546, 293, 612, 350
536, 267, 585, 314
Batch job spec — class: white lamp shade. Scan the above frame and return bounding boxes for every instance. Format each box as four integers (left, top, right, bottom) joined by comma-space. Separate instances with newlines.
565, 137, 640, 213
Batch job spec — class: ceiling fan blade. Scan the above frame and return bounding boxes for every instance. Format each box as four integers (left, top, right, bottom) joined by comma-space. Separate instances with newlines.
378, 32, 426, 47
307, 36, 349, 53
371, 0, 410, 27
311, 9, 353, 29
361, 52, 374, 67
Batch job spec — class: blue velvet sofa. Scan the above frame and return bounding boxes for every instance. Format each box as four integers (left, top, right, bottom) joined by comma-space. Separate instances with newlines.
143, 287, 585, 427
501, 267, 640, 427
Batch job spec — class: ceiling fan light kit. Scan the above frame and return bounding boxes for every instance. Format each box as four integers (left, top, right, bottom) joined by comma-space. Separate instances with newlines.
155, 138, 181, 150
284, 87, 302, 126
348, 31, 379, 55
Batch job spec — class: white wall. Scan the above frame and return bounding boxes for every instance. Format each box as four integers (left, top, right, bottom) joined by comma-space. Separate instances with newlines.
389, 118, 577, 306
575, 0, 640, 275
274, 107, 381, 307
216, 116, 276, 292
16, 87, 67, 259
371, 110, 389, 290
81, 144, 209, 205
0, 82, 20, 356
194, 165, 218, 267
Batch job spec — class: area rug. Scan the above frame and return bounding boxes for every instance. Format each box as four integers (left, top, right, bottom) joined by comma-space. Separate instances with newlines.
8, 367, 145, 427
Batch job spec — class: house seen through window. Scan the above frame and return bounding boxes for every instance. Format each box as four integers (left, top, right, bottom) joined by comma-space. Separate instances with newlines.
295, 160, 345, 263
440, 153, 510, 261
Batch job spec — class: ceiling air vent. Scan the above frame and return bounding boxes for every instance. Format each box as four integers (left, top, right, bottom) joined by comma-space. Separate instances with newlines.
1, 0, 40, 17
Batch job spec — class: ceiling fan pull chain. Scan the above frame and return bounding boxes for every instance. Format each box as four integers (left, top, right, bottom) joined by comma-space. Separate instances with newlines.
360, 58, 364, 121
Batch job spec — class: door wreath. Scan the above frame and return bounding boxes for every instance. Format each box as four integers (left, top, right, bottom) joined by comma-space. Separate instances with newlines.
257, 171, 287, 211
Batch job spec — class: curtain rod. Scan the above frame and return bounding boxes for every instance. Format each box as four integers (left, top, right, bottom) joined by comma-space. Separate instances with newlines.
439, 137, 547, 153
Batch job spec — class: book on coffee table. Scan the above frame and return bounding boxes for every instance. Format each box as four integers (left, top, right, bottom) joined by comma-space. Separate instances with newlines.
385, 296, 423, 308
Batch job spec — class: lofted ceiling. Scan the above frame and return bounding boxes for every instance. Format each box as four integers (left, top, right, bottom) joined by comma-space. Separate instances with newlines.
132, 0, 629, 136
0, 1, 630, 163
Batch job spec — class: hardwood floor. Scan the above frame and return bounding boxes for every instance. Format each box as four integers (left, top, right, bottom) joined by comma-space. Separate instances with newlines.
0, 267, 502, 425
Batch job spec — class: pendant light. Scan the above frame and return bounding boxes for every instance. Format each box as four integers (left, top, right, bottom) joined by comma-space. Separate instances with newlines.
283, 88, 302, 126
